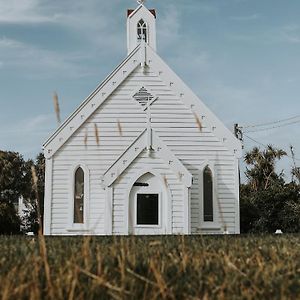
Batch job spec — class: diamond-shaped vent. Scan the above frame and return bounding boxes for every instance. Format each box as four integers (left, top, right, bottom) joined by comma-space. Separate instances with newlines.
133, 87, 154, 107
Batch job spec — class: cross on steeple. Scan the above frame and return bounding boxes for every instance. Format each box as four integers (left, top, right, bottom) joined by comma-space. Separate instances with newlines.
137, 0, 146, 4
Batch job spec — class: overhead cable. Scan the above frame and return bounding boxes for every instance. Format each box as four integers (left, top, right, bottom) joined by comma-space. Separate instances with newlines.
243, 134, 300, 162
243, 114, 300, 129
244, 119, 300, 133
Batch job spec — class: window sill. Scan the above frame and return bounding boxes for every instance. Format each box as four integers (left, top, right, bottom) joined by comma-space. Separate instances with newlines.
199, 223, 221, 230
134, 224, 161, 228
66, 225, 90, 232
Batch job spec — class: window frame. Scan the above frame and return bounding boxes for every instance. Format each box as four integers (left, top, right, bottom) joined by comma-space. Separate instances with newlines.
203, 166, 213, 222
137, 19, 148, 43
67, 163, 90, 232
73, 167, 85, 224
199, 162, 220, 229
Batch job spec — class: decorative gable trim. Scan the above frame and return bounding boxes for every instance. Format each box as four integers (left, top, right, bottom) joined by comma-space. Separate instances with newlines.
133, 86, 154, 107
102, 129, 147, 187
102, 130, 192, 188
130, 84, 159, 110
43, 45, 141, 159
152, 133, 192, 188
146, 45, 243, 158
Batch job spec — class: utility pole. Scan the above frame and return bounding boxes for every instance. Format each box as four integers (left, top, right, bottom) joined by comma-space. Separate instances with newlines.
234, 123, 243, 189
234, 123, 243, 145
290, 145, 300, 183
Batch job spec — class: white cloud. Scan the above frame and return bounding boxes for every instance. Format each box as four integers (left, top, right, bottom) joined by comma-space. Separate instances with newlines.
227, 24, 300, 45
0, 0, 55, 24
230, 14, 260, 21
178, 2, 219, 14
0, 114, 54, 134
156, 3, 211, 80
280, 25, 300, 44
0, 36, 23, 48
0, 36, 95, 78
0, 113, 56, 157
157, 4, 180, 49
0, 0, 125, 54
0, 0, 126, 78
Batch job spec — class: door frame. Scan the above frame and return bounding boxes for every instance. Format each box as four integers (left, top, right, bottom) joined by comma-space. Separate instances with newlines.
125, 168, 172, 235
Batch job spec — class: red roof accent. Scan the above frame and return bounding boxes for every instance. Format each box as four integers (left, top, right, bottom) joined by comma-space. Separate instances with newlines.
127, 9, 134, 17
149, 9, 156, 18
127, 9, 156, 18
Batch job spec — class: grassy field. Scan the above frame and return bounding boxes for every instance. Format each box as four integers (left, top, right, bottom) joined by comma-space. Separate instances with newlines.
0, 235, 299, 299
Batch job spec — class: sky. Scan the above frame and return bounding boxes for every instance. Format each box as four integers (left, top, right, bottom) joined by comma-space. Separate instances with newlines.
0, 0, 300, 181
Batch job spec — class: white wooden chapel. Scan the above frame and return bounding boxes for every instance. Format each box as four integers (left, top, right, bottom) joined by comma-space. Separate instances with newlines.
43, 1, 242, 235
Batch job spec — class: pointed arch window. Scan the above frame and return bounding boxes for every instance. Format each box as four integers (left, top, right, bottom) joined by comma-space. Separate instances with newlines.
203, 166, 213, 222
74, 167, 84, 223
137, 19, 147, 43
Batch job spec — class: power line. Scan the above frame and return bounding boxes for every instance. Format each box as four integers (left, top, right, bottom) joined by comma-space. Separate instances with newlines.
243, 134, 267, 147
243, 134, 300, 162
244, 119, 300, 133
243, 114, 300, 129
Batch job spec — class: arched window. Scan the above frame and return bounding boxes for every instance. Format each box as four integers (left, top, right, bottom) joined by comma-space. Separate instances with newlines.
137, 19, 147, 43
203, 166, 213, 222
74, 167, 84, 223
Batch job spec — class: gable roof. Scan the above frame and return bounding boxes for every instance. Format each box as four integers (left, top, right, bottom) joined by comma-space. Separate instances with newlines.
127, 8, 156, 18
43, 45, 141, 159
101, 129, 193, 188
145, 44, 242, 158
44, 43, 242, 159
127, 4, 156, 19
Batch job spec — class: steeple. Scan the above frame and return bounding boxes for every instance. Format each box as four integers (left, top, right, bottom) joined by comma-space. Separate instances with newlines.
127, 2, 157, 54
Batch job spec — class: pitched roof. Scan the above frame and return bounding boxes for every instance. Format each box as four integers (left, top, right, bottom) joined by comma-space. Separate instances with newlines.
44, 43, 242, 159
43, 45, 141, 158
127, 9, 156, 18
145, 45, 242, 158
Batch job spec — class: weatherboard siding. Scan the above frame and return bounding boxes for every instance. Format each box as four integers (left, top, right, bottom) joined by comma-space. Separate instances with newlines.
50, 66, 238, 235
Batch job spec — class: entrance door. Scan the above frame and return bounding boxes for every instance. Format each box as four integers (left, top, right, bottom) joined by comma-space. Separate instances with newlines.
129, 173, 166, 235
136, 193, 159, 226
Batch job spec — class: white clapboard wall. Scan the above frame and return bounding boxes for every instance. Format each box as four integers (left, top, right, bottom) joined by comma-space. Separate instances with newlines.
50, 66, 238, 235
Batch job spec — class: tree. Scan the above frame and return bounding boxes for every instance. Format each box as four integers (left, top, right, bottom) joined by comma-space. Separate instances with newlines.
0, 202, 21, 234
244, 145, 286, 191
0, 151, 31, 234
241, 145, 300, 233
23, 153, 45, 234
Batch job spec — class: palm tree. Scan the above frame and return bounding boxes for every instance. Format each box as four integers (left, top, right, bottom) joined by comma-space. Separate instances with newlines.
244, 145, 286, 191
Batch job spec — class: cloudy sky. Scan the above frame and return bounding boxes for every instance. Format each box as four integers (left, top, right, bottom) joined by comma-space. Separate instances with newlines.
1, 0, 300, 180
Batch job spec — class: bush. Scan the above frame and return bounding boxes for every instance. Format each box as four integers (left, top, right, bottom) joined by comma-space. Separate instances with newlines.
240, 182, 300, 233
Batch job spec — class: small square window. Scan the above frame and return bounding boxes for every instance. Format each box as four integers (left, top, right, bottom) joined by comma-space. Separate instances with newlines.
137, 194, 159, 225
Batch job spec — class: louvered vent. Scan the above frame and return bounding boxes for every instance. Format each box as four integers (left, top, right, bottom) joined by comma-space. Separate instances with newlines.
133, 87, 154, 107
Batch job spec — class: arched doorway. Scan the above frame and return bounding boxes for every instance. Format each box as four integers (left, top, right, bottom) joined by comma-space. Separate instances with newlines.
128, 172, 168, 235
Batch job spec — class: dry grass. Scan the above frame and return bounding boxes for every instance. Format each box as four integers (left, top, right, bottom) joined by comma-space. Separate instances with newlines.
193, 112, 203, 132
117, 119, 123, 136
0, 235, 299, 300
53, 92, 61, 125
84, 129, 88, 147
94, 123, 100, 146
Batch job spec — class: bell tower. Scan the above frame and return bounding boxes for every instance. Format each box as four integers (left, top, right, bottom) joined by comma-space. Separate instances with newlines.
127, 1, 157, 54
